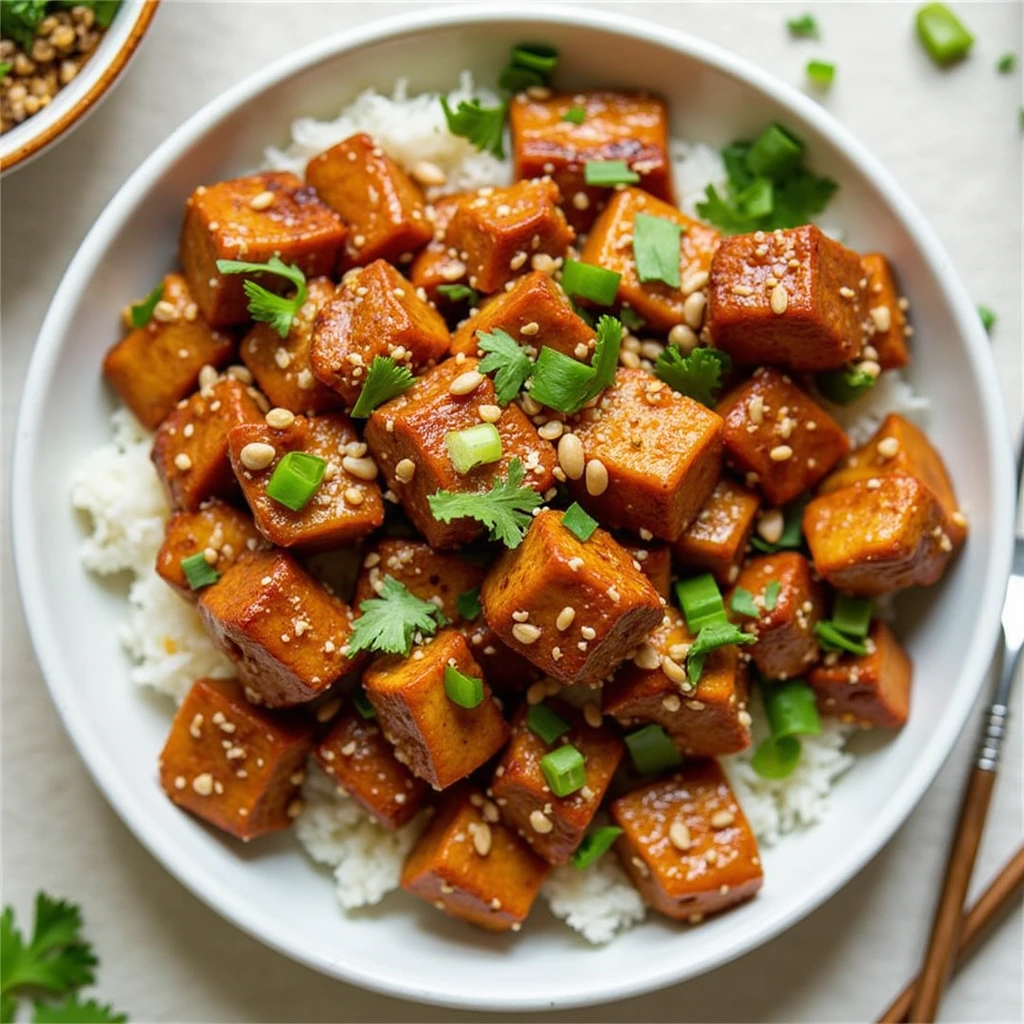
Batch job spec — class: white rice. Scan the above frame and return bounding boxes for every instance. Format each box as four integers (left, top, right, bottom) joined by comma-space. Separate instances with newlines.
72, 75, 929, 946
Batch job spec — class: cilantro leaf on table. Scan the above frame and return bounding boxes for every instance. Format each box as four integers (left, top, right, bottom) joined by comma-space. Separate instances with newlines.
653, 346, 731, 407
477, 329, 534, 405
215, 256, 307, 339
350, 356, 415, 418
348, 576, 448, 657
32, 996, 127, 1023
427, 458, 542, 549
440, 97, 507, 158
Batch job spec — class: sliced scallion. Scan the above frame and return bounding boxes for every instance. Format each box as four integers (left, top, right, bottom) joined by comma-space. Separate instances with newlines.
572, 826, 623, 869
625, 723, 683, 775
129, 283, 165, 329
751, 678, 821, 779
562, 105, 586, 124
352, 687, 376, 719
266, 451, 327, 512
561, 260, 621, 306
806, 60, 836, 87
540, 743, 587, 797
996, 53, 1016, 73
916, 3, 974, 66
562, 502, 598, 542
675, 573, 728, 632
180, 553, 220, 591
978, 305, 997, 333
584, 160, 640, 186
831, 594, 873, 638
527, 702, 571, 744
446, 423, 503, 474
814, 620, 869, 656
444, 665, 485, 709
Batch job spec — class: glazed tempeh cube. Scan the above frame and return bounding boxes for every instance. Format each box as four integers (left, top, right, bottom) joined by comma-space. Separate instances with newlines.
408, 193, 467, 306
808, 620, 912, 728
155, 498, 266, 601
239, 276, 343, 416
314, 706, 430, 829
481, 509, 663, 687
567, 367, 724, 541
803, 473, 955, 595
158, 677, 315, 841
716, 367, 849, 507
228, 412, 384, 552
103, 273, 236, 431
180, 171, 346, 326
198, 549, 357, 707
305, 132, 433, 268
603, 607, 752, 757
446, 178, 574, 294
707, 224, 865, 372
310, 259, 450, 409
673, 476, 761, 585
611, 761, 763, 921
579, 187, 720, 332
860, 253, 910, 370
490, 702, 625, 865
730, 552, 825, 679
362, 628, 509, 789
151, 375, 265, 512
401, 785, 550, 932
364, 357, 557, 549
450, 270, 595, 362
509, 91, 674, 231
622, 541, 673, 601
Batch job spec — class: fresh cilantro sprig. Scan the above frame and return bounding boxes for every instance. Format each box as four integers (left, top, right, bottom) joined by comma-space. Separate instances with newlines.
427, 458, 542, 549
436, 283, 480, 305
350, 356, 415, 418
456, 587, 482, 621
128, 283, 164, 329
687, 622, 756, 683
347, 576, 448, 657
477, 328, 534, 405
1, 893, 126, 1024
0, 62, 12, 82
1, 0, 47, 51
215, 256, 307, 338
528, 315, 621, 414
653, 346, 731, 407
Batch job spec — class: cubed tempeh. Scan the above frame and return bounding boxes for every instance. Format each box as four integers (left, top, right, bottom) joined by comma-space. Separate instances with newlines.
673, 476, 761, 584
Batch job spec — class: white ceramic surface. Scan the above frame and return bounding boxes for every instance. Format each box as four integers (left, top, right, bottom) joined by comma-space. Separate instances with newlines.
11, 4, 1016, 1012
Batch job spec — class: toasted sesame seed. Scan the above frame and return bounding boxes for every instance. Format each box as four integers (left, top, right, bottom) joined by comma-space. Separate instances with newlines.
662, 656, 687, 684
634, 643, 661, 670
449, 370, 484, 395
410, 159, 446, 186
509, 251, 528, 271
342, 455, 379, 480
439, 260, 466, 282
769, 445, 793, 462
858, 359, 882, 378
286, 798, 304, 818
249, 189, 276, 210
748, 394, 765, 425
557, 433, 585, 480
538, 420, 564, 441
529, 809, 554, 833
344, 486, 364, 505
583, 703, 603, 728
731, 284, 754, 296
581, 625, 596, 640
770, 283, 789, 315
585, 458, 609, 496
152, 299, 179, 323
757, 509, 784, 544
711, 809, 735, 829
662, 694, 682, 712
240, 442, 276, 471
683, 291, 707, 330
839, 286, 856, 299
869, 305, 892, 332
877, 436, 900, 459
191, 773, 214, 796
668, 323, 699, 353
951, 510, 968, 528
394, 458, 416, 483
471, 821, 493, 856
512, 623, 542, 645
526, 680, 547, 705
531, 253, 556, 274
681, 270, 709, 296
478, 404, 502, 423
173, 453, 193, 472
669, 820, 691, 851
555, 606, 576, 631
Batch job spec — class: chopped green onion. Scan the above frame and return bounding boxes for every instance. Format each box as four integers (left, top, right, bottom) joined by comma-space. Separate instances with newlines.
456, 587, 482, 621
752, 678, 821, 779
686, 621, 756, 683
786, 13, 820, 39
633, 213, 683, 289
675, 573, 728, 632
444, 665, 485, 709
560, 260, 621, 306
528, 315, 621, 414
499, 65, 546, 92
265, 451, 326, 512
562, 105, 586, 124
180, 553, 220, 591
806, 60, 836, 87
436, 283, 481, 304
730, 587, 761, 619
815, 366, 877, 405
751, 735, 802, 779
527, 702, 571, 745
763, 579, 782, 611
584, 160, 640, 186
129, 283, 164, 329
572, 826, 623, 869
831, 594, 873, 638
978, 305, 997, 333
352, 687, 376, 719
510, 43, 559, 80
750, 499, 807, 554
0, 62, 11, 82
916, 3, 974, 65
446, 423, 503, 474
562, 502, 598, 542
996, 53, 1016, 73
814, 621, 869, 656
541, 743, 587, 797
619, 305, 645, 331
625, 724, 683, 775
746, 124, 804, 179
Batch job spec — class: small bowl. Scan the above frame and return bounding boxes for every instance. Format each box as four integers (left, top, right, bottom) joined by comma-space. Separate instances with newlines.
0, 0, 159, 174
11, 3, 1016, 1012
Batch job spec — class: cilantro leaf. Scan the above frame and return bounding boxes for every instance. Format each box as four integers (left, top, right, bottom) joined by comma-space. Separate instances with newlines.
427, 458, 542, 548
128, 283, 164, 329
456, 587, 482, 621
764, 579, 782, 611
687, 622, 756, 683
436, 283, 480, 305
32, 996, 127, 1023
633, 213, 682, 288
350, 356, 415, 418
347, 576, 448, 657
1, 895, 97, 1004
730, 587, 761, 619
440, 97, 507, 158
654, 346, 731, 407
0, 0, 47, 51
0, 63, 12, 82
215, 256, 307, 338
527, 314, 622, 414
477, 329, 534, 405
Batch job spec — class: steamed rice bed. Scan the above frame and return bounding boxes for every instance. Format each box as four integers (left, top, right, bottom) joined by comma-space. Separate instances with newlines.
73, 75, 927, 945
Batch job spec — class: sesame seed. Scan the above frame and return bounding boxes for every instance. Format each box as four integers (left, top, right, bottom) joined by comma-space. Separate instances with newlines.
509, 251, 528, 271
869, 305, 892, 332
478, 404, 502, 423
344, 486, 364, 505
526, 680, 547, 705
249, 190, 276, 211
286, 798, 304, 819
439, 260, 467, 282
519, 321, 540, 336
449, 370, 484, 395
512, 623, 541, 645
662, 656, 687, 684
342, 455, 379, 480
191, 773, 214, 796
529, 809, 553, 833
770, 283, 789, 315
240, 442, 276, 471
839, 286, 856, 299
710, 809, 735, 829
556, 606, 576, 631
769, 445, 793, 462
471, 821, 493, 856
174, 453, 193, 472
585, 458, 609, 496
583, 703, 603, 728
877, 436, 900, 459
581, 625, 596, 640
669, 820, 691, 851
634, 643, 661, 670
265, 407, 295, 429
662, 694, 682, 712
410, 159, 446, 186
531, 253, 556, 274
731, 284, 754, 296
394, 458, 416, 483
538, 420, 563, 441
758, 509, 784, 544
557, 434, 585, 480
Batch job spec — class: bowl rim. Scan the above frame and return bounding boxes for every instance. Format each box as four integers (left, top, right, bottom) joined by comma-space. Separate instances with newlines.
0, 0, 161, 174
11, 2, 1017, 1011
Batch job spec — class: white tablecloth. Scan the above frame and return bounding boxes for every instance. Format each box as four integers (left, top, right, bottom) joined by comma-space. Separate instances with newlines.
2, 2, 1021, 1021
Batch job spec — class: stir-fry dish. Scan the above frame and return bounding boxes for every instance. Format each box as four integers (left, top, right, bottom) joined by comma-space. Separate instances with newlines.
95, 47, 966, 937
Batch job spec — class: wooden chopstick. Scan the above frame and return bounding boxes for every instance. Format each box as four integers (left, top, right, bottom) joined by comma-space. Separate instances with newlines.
878, 845, 1024, 1022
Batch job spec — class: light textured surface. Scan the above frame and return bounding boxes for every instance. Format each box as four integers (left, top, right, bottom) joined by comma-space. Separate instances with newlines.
2, 2, 1021, 1021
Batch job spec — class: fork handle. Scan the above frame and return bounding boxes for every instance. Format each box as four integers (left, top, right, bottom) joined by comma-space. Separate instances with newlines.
908, 765, 997, 1022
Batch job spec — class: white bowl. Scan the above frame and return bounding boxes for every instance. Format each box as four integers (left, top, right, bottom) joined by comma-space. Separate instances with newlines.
0, 0, 159, 173
12, 4, 1016, 1012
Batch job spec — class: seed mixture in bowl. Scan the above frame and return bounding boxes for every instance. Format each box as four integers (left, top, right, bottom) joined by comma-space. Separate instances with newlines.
0, 1, 119, 133
74, 45, 965, 945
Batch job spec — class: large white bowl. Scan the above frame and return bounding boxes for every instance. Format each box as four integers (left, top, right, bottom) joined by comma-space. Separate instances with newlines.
12, 4, 1016, 1012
